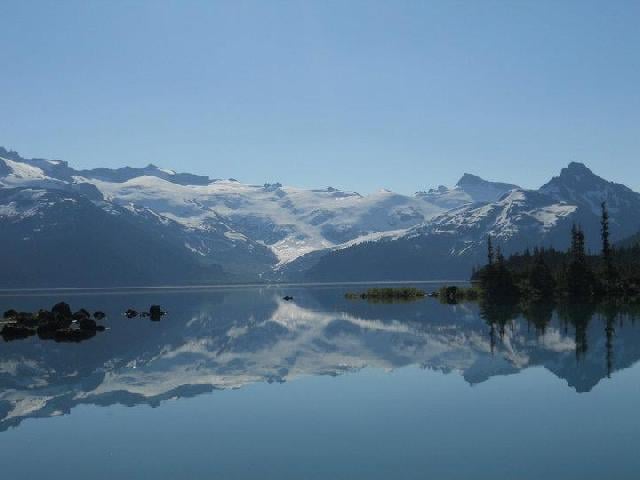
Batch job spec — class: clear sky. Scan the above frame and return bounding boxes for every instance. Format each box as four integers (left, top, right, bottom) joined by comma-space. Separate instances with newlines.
1, 0, 639, 194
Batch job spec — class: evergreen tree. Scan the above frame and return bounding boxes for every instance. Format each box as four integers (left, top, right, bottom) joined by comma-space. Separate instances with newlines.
528, 251, 555, 298
487, 235, 494, 266
480, 241, 519, 301
601, 201, 618, 291
567, 224, 594, 298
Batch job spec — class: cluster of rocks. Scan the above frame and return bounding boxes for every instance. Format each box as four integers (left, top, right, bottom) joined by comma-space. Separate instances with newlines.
1, 302, 106, 342
124, 305, 166, 321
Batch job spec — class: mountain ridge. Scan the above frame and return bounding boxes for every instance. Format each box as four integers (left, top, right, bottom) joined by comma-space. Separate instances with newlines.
1, 145, 639, 285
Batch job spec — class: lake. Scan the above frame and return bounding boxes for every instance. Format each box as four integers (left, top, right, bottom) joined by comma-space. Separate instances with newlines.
1, 283, 640, 479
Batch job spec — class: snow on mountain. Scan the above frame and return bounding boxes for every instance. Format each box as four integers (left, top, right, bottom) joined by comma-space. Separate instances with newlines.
86, 171, 522, 265
538, 162, 640, 246
300, 162, 640, 281
298, 187, 581, 281
416, 173, 520, 209
0, 186, 230, 287
409, 162, 640, 258
0, 156, 65, 189
77, 175, 446, 264
0, 152, 276, 276
541, 162, 640, 216
4, 145, 639, 282
0, 147, 212, 186
0, 187, 76, 221
408, 189, 577, 255
0, 148, 463, 267
0, 146, 535, 273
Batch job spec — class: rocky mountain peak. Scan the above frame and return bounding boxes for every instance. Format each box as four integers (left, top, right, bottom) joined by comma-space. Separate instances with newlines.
456, 173, 486, 187
565, 161, 593, 173
551, 162, 598, 185
540, 162, 637, 201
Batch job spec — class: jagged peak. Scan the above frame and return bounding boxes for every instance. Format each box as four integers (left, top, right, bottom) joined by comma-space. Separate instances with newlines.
559, 162, 595, 177
456, 173, 485, 187
539, 162, 639, 214
541, 162, 608, 191
455, 173, 519, 191
0, 146, 22, 161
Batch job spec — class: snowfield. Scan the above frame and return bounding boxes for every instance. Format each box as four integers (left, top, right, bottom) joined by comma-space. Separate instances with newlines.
79, 175, 450, 264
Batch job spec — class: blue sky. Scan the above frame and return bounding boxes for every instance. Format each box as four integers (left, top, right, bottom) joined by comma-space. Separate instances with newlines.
1, 0, 639, 193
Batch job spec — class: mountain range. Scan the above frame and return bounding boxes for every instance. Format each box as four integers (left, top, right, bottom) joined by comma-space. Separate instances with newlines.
1, 146, 638, 286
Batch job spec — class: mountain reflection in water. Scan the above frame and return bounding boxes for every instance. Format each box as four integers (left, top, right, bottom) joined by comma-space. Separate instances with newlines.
1, 285, 639, 432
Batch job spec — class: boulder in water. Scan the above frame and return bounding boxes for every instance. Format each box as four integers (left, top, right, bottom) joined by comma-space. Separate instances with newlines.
52, 302, 72, 319
72, 309, 91, 320
79, 318, 97, 331
149, 305, 165, 321
15, 312, 37, 327
1, 325, 36, 342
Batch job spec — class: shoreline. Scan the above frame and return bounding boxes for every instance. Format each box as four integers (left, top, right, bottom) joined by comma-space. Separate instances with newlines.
0, 279, 470, 296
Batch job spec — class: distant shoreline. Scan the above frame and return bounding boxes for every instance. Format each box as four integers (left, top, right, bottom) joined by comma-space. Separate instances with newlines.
0, 279, 470, 296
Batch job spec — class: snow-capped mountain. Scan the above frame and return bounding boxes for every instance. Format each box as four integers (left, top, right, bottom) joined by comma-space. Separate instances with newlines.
416, 173, 519, 209
0, 146, 523, 284
541, 162, 639, 213
0, 186, 227, 287
299, 163, 640, 281
87, 177, 441, 264
2, 144, 639, 284
408, 189, 577, 253
539, 161, 640, 245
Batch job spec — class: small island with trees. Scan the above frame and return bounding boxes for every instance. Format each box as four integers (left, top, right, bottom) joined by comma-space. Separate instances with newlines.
345, 287, 427, 301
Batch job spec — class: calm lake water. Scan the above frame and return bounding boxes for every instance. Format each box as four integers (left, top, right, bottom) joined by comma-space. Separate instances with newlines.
1, 283, 640, 479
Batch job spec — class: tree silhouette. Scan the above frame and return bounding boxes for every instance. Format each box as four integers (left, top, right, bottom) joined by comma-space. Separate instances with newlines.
601, 201, 618, 292
566, 224, 595, 299
528, 251, 555, 298
487, 235, 494, 266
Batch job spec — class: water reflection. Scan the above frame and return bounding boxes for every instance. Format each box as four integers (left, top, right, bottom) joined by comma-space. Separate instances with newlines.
1, 287, 640, 432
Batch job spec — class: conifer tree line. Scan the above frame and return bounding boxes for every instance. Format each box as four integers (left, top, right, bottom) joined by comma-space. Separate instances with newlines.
473, 201, 640, 300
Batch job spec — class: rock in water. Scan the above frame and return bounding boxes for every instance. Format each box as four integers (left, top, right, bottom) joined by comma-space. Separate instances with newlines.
444, 286, 458, 304
72, 309, 91, 320
16, 312, 38, 328
52, 302, 72, 319
1, 325, 36, 341
149, 305, 165, 321
125, 309, 138, 318
94, 311, 106, 320
79, 318, 97, 331
1, 303, 106, 343
36, 309, 54, 322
